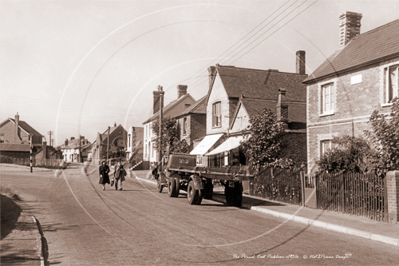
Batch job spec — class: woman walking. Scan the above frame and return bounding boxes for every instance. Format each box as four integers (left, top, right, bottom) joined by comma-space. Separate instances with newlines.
99, 161, 110, 190
114, 162, 127, 191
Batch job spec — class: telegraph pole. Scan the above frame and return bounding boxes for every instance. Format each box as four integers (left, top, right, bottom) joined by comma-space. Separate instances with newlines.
79, 135, 82, 163
107, 126, 110, 164
47, 131, 53, 146
29, 134, 33, 173
155, 85, 164, 171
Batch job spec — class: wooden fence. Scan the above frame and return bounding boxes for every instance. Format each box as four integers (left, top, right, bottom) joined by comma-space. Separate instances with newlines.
249, 167, 302, 205
316, 172, 387, 222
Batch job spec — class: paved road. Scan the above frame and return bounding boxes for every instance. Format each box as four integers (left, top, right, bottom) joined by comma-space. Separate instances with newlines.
1, 164, 398, 265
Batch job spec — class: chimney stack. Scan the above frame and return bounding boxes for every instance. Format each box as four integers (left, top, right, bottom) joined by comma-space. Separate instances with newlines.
208, 66, 216, 90
177, 85, 187, 99
14, 113, 20, 143
276, 88, 288, 126
153, 88, 164, 114
65, 139, 69, 147
339, 11, 362, 47
296, 51, 306, 75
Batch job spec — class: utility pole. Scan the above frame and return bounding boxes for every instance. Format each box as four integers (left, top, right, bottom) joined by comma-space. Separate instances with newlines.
79, 135, 82, 163
47, 131, 53, 146
107, 126, 110, 164
29, 134, 33, 173
155, 85, 164, 172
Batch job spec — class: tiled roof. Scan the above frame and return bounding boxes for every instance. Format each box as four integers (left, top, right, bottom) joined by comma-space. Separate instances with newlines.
9, 118, 42, 136
216, 65, 307, 102
58, 138, 91, 150
304, 19, 399, 83
0, 144, 30, 152
143, 93, 195, 124
240, 98, 306, 123
175, 95, 207, 118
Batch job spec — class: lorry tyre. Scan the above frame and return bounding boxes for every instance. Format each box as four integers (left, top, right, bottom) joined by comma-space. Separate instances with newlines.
203, 179, 213, 200
173, 177, 180, 197
157, 179, 164, 193
168, 179, 176, 197
187, 180, 201, 205
225, 182, 242, 207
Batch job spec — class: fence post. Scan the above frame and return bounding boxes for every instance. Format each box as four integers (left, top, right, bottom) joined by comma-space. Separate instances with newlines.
300, 171, 305, 206
385, 171, 399, 223
341, 173, 345, 213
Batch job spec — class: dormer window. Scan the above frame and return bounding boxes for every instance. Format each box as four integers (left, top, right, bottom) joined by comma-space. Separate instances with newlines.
212, 102, 222, 127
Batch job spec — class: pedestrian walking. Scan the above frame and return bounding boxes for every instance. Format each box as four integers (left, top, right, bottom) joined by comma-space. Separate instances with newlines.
99, 161, 110, 190
114, 162, 126, 190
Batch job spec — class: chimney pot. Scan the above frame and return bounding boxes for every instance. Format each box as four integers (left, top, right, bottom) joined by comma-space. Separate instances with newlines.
65, 139, 68, 147
296, 51, 306, 75
14, 113, 20, 144
276, 88, 288, 124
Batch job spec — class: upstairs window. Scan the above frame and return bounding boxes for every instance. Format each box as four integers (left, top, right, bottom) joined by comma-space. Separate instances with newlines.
321, 83, 334, 115
384, 64, 399, 104
212, 102, 222, 127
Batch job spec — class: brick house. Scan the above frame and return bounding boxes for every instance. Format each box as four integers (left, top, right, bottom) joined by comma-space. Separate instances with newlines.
92, 124, 127, 164
142, 85, 196, 168
174, 95, 207, 152
0, 113, 43, 146
35, 141, 63, 161
303, 13, 399, 175
195, 54, 308, 168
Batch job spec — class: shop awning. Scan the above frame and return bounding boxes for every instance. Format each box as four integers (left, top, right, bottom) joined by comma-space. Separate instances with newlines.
190, 134, 223, 155
206, 135, 244, 156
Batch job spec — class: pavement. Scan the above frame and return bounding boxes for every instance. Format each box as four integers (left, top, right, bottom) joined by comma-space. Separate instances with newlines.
0, 209, 47, 266
131, 169, 399, 248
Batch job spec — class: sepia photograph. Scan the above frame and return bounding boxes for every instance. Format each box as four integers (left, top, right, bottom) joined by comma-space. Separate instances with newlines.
1, 0, 399, 265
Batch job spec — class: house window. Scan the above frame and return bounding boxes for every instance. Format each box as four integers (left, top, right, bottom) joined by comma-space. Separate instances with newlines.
0, 134, 4, 143
384, 64, 399, 104
320, 140, 332, 157
183, 117, 187, 135
321, 83, 334, 115
128, 134, 131, 148
212, 102, 222, 127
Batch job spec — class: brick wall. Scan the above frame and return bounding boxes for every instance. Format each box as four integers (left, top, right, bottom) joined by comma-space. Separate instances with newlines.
307, 58, 399, 174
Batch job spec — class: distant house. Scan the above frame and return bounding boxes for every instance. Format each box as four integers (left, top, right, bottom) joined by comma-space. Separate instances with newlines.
174, 95, 207, 152
92, 124, 127, 164
58, 137, 91, 163
126, 126, 144, 168
197, 54, 307, 168
0, 113, 43, 146
142, 85, 196, 168
303, 13, 399, 174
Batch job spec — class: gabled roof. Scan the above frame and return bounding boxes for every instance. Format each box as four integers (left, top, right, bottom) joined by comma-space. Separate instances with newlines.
304, 19, 399, 83
100, 124, 125, 139
175, 95, 207, 118
208, 65, 307, 103
143, 93, 196, 124
58, 138, 92, 150
1, 118, 43, 137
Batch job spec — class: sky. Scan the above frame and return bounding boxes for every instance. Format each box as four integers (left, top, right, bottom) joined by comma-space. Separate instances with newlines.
1, 0, 398, 146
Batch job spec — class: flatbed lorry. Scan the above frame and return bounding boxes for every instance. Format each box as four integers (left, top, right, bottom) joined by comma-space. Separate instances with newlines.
153, 154, 255, 207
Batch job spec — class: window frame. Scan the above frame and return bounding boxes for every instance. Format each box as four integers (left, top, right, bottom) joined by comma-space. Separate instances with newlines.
212, 102, 222, 128
183, 117, 187, 135
320, 140, 332, 157
383, 64, 399, 105
320, 82, 335, 116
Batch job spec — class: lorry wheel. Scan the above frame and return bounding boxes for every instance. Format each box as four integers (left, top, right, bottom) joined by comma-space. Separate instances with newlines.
157, 179, 163, 193
203, 179, 213, 200
173, 177, 180, 197
187, 180, 201, 205
225, 185, 234, 206
168, 179, 176, 197
225, 182, 242, 207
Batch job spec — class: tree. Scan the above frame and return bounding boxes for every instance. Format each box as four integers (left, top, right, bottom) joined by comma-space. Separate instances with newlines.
240, 108, 287, 167
152, 117, 190, 156
364, 97, 399, 173
316, 135, 377, 174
